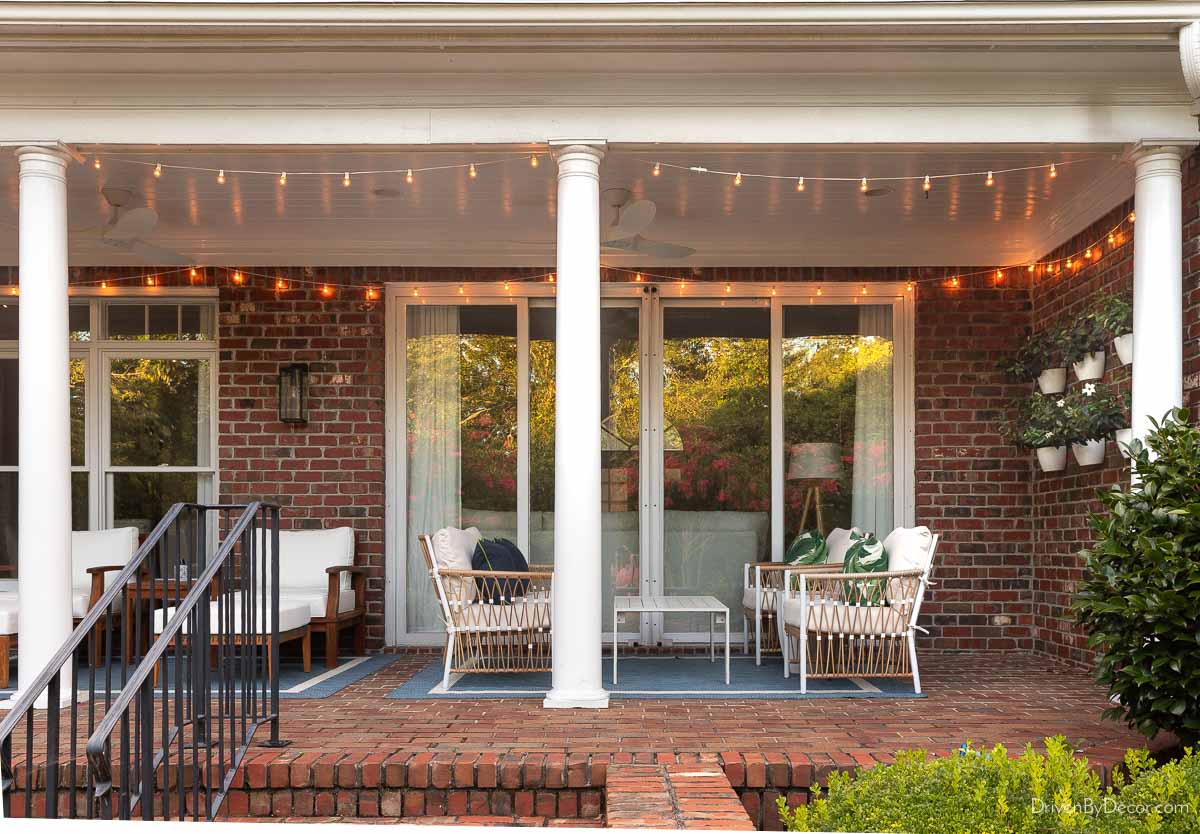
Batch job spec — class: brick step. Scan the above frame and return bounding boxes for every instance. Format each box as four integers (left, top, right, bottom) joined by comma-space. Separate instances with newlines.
605, 760, 755, 830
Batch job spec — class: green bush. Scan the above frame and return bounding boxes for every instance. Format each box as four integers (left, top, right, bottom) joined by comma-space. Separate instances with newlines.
777, 738, 1200, 834
998, 331, 1061, 381
1075, 407, 1200, 745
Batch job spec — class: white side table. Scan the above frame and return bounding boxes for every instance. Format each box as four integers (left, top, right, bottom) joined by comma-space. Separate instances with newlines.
612, 595, 730, 685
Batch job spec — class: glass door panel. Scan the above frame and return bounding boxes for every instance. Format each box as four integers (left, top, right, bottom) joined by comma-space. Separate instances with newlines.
660, 304, 771, 637
782, 305, 894, 542
528, 304, 642, 636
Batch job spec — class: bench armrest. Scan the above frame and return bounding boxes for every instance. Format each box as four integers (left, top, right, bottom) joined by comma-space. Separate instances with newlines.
326, 565, 369, 616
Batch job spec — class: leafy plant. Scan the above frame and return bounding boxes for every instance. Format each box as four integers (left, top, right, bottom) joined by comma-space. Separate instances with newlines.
1059, 316, 1109, 365
1091, 292, 1133, 337
998, 331, 1061, 381
1001, 392, 1071, 448
777, 738, 1200, 833
1062, 385, 1127, 443
1075, 407, 1200, 746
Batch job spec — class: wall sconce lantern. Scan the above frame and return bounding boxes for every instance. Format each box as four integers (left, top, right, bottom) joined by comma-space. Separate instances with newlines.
279, 363, 309, 424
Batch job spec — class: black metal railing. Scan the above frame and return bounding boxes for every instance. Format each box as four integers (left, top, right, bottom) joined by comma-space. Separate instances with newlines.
0, 502, 283, 821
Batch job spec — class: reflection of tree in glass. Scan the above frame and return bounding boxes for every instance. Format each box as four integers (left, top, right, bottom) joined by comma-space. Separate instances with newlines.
457, 334, 518, 512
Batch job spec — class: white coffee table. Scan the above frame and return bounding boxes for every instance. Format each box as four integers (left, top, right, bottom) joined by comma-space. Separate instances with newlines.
612, 595, 730, 684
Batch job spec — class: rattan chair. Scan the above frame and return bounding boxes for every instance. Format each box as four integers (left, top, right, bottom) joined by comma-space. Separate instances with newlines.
418, 533, 552, 690
778, 529, 939, 693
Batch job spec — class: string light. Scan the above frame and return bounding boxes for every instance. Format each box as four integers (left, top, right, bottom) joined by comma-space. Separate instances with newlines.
503, 281, 511, 291
468, 163, 477, 179
771, 286, 777, 296
217, 169, 225, 185
343, 172, 351, 187
7, 287, 16, 296
985, 170, 994, 187
548, 274, 555, 283
860, 285, 868, 295
458, 285, 465, 294
279, 171, 287, 185
906, 282, 914, 292
411, 288, 419, 297
634, 273, 643, 282
950, 276, 960, 288
652, 162, 661, 177
406, 169, 414, 184
1028, 264, 1035, 273
93, 157, 101, 170
1049, 163, 1058, 179
796, 177, 805, 192
321, 284, 334, 298
190, 268, 197, 279
995, 269, 1004, 283
1108, 233, 1116, 245
154, 163, 162, 178
1084, 247, 1093, 260
734, 172, 742, 186
232, 271, 244, 285
100, 280, 108, 289
923, 175, 931, 196
816, 288, 823, 296
145, 275, 156, 287
725, 283, 732, 294
860, 177, 869, 193
530, 155, 539, 169
366, 287, 380, 301
1129, 211, 1135, 222
275, 277, 288, 291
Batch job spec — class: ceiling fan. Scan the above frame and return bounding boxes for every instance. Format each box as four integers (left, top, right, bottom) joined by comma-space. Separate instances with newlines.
96, 186, 193, 265
601, 188, 695, 259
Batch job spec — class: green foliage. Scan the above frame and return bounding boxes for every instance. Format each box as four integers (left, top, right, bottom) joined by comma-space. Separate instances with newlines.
1059, 317, 1109, 365
1091, 293, 1133, 338
1001, 393, 1071, 449
777, 737, 1200, 834
1075, 408, 1200, 746
1061, 385, 1126, 443
998, 331, 1060, 381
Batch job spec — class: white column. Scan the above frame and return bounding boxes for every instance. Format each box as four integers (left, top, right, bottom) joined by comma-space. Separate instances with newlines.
7, 147, 74, 708
544, 140, 609, 710
1130, 143, 1186, 444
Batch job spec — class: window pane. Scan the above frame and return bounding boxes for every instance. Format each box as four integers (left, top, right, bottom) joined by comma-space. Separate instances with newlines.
110, 358, 210, 466
662, 305, 771, 634
529, 306, 642, 633
180, 305, 209, 340
783, 305, 894, 542
147, 304, 177, 337
69, 304, 91, 341
72, 472, 88, 530
0, 471, 89, 582
405, 305, 518, 632
112, 471, 199, 536
70, 358, 85, 466
108, 303, 212, 341
0, 358, 83, 466
0, 304, 16, 340
107, 304, 145, 338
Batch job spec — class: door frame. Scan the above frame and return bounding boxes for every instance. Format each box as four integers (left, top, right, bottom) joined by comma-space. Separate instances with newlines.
383, 280, 915, 646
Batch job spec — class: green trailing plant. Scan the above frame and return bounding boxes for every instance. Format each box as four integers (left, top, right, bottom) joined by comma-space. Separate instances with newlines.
777, 739, 1200, 833
998, 330, 1060, 381
1059, 316, 1109, 365
1001, 392, 1071, 449
1075, 407, 1200, 746
1091, 292, 1133, 338
1062, 385, 1126, 443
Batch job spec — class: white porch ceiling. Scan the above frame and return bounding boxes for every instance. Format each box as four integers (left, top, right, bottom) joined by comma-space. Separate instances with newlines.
0, 144, 1129, 268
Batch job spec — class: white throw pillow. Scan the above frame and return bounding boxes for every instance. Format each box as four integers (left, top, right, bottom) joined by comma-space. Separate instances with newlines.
431, 526, 481, 606
883, 526, 934, 573
824, 527, 860, 565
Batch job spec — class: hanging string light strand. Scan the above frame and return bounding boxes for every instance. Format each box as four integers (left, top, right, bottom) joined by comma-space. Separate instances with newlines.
94, 152, 545, 181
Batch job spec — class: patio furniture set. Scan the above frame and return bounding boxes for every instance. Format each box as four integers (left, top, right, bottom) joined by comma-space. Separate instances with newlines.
421, 523, 940, 693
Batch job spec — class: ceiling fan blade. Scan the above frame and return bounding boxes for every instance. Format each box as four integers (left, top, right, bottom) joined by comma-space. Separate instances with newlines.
632, 237, 696, 259
601, 236, 640, 253
126, 239, 193, 266
104, 207, 158, 242
613, 199, 656, 237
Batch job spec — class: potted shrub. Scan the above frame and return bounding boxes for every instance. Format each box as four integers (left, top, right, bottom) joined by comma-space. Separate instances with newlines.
1002, 393, 1071, 472
1063, 384, 1124, 466
1060, 316, 1108, 380
998, 331, 1064, 393
1091, 292, 1133, 365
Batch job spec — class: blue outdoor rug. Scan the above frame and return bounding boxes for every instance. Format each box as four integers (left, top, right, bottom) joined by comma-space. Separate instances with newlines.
387, 655, 924, 700
1, 654, 396, 700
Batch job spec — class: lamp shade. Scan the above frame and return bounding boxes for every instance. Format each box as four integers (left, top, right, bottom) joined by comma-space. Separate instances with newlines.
787, 442, 844, 480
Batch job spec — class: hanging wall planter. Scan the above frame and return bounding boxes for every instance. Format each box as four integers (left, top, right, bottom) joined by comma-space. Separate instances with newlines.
1072, 438, 1107, 466
1115, 428, 1133, 458
1037, 367, 1067, 394
1037, 446, 1069, 472
1114, 333, 1133, 366
1072, 351, 1106, 381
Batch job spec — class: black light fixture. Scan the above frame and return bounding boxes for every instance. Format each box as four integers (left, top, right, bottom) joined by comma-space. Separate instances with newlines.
278, 363, 309, 424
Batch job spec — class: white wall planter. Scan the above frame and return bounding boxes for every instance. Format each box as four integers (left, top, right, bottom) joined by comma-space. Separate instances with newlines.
1072, 351, 1106, 381
1115, 428, 1133, 458
1037, 367, 1067, 394
1072, 438, 1107, 466
1113, 333, 1133, 366
1036, 446, 1068, 472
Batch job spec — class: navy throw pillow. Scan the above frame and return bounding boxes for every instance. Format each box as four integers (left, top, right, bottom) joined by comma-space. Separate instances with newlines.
471, 538, 529, 603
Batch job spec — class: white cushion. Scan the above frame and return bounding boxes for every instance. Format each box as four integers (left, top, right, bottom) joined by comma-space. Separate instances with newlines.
0, 598, 17, 635
883, 526, 934, 574
71, 527, 138, 592
782, 597, 908, 636
824, 527, 859, 565
155, 596, 311, 635
742, 586, 777, 613
432, 526, 482, 605
280, 588, 358, 620
451, 598, 551, 633
275, 527, 355, 592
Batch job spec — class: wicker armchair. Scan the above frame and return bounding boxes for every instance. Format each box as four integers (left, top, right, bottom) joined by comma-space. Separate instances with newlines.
418, 533, 552, 690
778, 530, 939, 694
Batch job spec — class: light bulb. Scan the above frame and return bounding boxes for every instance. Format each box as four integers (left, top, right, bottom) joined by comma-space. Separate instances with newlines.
986, 171, 994, 187
154, 163, 162, 178
995, 269, 1004, 282
548, 274, 555, 283
145, 275, 155, 287
279, 171, 287, 185
458, 285, 465, 294
366, 287, 380, 301
1129, 211, 1135, 222
232, 270, 244, 285
950, 276, 960, 288
7, 286, 16, 296
93, 157, 101, 170
468, 163, 477, 179
923, 175, 931, 195
1066, 258, 1074, 269
530, 155, 539, 169
734, 172, 742, 186
411, 288, 419, 297
906, 282, 914, 292
275, 278, 288, 290
860, 177, 868, 193
503, 281, 511, 291
1028, 264, 1035, 273
321, 284, 334, 298
100, 280, 108, 289
796, 177, 805, 192
816, 288, 823, 296
217, 169, 226, 184
343, 172, 351, 187
1049, 163, 1057, 179
860, 285, 868, 295
1085, 247, 1092, 259
652, 162, 661, 177
771, 286, 777, 296
634, 273, 643, 282
725, 283, 732, 294
1108, 233, 1116, 245
190, 267, 197, 279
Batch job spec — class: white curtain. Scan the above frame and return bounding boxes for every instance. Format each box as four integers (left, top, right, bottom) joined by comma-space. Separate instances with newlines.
405, 306, 461, 632
851, 307, 894, 537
